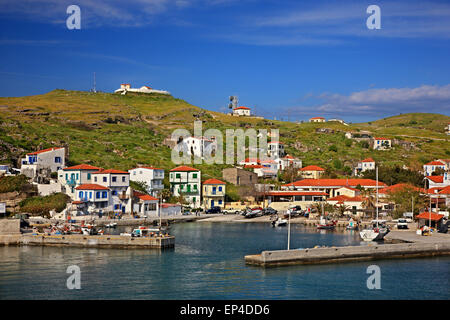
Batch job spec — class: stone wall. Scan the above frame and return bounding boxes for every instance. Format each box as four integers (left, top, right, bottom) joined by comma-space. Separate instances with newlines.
0, 219, 20, 235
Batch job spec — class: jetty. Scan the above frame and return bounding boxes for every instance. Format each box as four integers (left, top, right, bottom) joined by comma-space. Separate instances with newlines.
0, 219, 174, 249
245, 230, 450, 267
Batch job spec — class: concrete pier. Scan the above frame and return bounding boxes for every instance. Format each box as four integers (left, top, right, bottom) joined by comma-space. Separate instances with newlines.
245, 231, 450, 267
19, 234, 175, 249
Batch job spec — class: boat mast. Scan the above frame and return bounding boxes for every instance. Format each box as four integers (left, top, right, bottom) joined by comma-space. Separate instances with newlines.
376, 166, 379, 227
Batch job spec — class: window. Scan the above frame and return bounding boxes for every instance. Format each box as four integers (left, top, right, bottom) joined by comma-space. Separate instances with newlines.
112, 190, 117, 196
65, 173, 68, 180
218, 200, 222, 205
79, 191, 83, 198
149, 203, 156, 211
218, 186, 222, 192
89, 192, 92, 199
96, 192, 101, 198
176, 173, 181, 179
55, 157, 61, 163
102, 191, 107, 198
87, 173, 91, 180
94, 177, 97, 182
193, 173, 197, 179
112, 176, 117, 182
76, 173, 79, 180
103, 177, 107, 182
193, 184, 197, 190
122, 176, 126, 182
114, 204, 120, 210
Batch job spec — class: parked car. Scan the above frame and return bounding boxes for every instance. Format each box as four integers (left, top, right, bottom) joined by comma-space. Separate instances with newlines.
397, 218, 409, 229
262, 207, 278, 216
205, 206, 221, 214
284, 205, 302, 218
222, 208, 241, 215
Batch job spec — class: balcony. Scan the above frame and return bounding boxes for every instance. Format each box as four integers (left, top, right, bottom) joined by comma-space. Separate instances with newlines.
119, 193, 129, 200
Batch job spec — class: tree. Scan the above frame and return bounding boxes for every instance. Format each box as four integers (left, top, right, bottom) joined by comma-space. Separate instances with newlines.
361, 166, 424, 187
386, 185, 427, 219
361, 188, 376, 219
335, 204, 350, 217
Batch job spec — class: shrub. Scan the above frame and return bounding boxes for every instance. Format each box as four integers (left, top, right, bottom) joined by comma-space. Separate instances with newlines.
0, 175, 30, 193
19, 193, 70, 216
328, 145, 338, 152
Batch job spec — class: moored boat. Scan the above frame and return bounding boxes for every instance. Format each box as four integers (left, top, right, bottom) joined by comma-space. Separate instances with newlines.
317, 216, 337, 230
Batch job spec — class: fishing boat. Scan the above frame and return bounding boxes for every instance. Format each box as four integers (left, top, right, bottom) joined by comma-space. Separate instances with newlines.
272, 217, 287, 227
316, 216, 337, 230
105, 222, 117, 228
359, 167, 390, 241
120, 226, 163, 237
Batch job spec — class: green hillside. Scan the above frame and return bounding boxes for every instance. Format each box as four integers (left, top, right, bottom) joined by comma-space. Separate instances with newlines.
0, 90, 449, 183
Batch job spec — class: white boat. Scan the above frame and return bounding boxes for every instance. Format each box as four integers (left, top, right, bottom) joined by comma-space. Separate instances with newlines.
272, 218, 287, 227
359, 167, 389, 241
105, 222, 117, 228
360, 220, 390, 241
130, 226, 163, 237
317, 216, 337, 230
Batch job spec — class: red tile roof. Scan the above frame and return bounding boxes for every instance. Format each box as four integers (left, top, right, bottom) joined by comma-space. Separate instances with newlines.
267, 191, 328, 196
243, 158, 260, 164
379, 183, 423, 194
427, 187, 444, 194
27, 147, 64, 155
170, 166, 199, 172
76, 184, 109, 190
234, 106, 250, 110
244, 164, 264, 169
284, 178, 386, 188
310, 117, 325, 120
425, 160, 446, 166
416, 212, 444, 221
138, 194, 158, 201
300, 165, 325, 171
63, 164, 102, 171
327, 195, 364, 202
203, 178, 226, 185
426, 176, 444, 183
374, 137, 390, 140
361, 158, 375, 163
438, 186, 450, 195
93, 169, 129, 174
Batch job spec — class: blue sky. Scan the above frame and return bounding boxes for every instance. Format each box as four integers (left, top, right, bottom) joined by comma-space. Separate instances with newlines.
0, 0, 449, 123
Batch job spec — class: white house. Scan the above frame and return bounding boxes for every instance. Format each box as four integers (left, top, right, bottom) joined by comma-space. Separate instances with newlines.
426, 173, 450, 189
354, 158, 375, 176
74, 183, 111, 214
423, 159, 449, 176
277, 154, 302, 171
309, 117, 325, 123
175, 136, 217, 159
59, 164, 103, 198
446, 123, 450, 135
114, 83, 170, 95
129, 166, 164, 196
232, 106, 251, 116
92, 169, 131, 213
169, 166, 201, 208
268, 141, 285, 159
373, 137, 391, 150
132, 191, 159, 217
20, 147, 65, 178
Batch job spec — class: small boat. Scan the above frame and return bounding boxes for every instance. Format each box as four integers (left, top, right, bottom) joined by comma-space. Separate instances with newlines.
360, 220, 390, 241
105, 222, 117, 228
316, 216, 337, 230
81, 224, 99, 235
346, 219, 359, 230
125, 226, 165, 238
272, 218, 287, 227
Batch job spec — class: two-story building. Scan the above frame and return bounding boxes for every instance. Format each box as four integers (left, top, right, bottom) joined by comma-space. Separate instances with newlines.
20, 147, 65, 178
354, 158, 375, 176
222, 167, 258, 186
267, 141, 285, 159
202, 179, 226, 209
74, 183, 111, 214
129, 166, 164, 196
170, 166, 201, 208
423, 159, 449, 176
92, 169, 131, 213
175, 136, 217, 159
59, 164, 103, 198
276, 155, 302, 171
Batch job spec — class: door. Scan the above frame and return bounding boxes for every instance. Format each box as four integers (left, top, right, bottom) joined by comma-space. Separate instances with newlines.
211, 200, 215, 208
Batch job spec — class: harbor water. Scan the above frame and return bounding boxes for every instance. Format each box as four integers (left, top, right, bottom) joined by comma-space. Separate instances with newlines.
0, 222, 449, 299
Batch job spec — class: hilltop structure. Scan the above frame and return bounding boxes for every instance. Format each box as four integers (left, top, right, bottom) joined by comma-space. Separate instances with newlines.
232, 106, 251, 116
114, 83, 170, 95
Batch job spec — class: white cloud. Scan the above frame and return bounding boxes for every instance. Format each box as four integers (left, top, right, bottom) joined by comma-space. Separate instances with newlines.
283, 84, 450, 118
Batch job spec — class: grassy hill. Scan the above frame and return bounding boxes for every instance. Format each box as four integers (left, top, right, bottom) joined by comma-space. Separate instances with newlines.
0, 90, 449, 184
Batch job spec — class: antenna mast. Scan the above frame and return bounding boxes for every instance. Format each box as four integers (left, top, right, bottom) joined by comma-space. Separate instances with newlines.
92, 72, 97, 93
